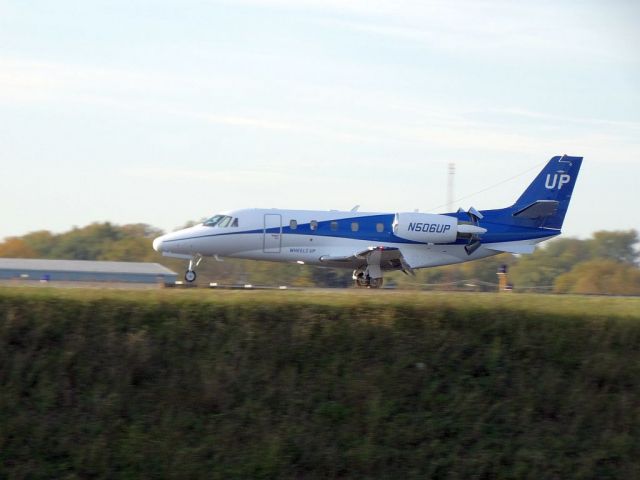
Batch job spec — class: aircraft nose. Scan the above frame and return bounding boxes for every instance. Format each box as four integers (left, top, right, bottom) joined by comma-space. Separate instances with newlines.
152, 236, 164, 252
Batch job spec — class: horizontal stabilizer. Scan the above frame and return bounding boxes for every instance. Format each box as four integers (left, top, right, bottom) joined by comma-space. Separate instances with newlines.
512, 200, 559, 219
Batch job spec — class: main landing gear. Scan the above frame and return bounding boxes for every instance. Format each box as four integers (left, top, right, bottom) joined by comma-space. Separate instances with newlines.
184, 255, 203, 283
353, 268, 384, 289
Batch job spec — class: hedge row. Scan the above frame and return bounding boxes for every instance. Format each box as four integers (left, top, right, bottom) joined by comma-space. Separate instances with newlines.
1, 289, 639, 479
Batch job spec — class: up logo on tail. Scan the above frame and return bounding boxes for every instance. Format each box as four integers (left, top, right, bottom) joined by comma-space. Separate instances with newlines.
545, 173, 571, 190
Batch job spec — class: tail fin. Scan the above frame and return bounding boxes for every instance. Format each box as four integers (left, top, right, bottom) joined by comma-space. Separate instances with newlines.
511, 155, 583, 230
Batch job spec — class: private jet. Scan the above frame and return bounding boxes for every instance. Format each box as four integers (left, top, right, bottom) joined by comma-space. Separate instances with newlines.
153, 155, 582, 287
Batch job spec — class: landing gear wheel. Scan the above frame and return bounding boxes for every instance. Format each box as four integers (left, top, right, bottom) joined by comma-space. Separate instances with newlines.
354, 273, 384, 288
185, 270, 197, 283
355, 277, 368, 288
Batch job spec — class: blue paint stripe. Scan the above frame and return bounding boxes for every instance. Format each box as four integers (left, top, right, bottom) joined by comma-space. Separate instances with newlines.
162, 212, 556, 245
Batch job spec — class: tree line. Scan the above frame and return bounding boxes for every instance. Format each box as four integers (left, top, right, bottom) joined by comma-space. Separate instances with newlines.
0, 223, 638, 295
388, 230, 640, 295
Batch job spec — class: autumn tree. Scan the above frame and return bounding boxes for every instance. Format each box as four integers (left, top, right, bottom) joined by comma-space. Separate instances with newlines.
21, 231, 56, 257
554, 259, 640, 295
510, 237, 593, 288
588, 230, 638, 265
0, 237, 37, 258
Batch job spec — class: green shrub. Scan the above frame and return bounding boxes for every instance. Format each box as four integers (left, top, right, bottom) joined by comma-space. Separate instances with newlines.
1, 288, 639, 479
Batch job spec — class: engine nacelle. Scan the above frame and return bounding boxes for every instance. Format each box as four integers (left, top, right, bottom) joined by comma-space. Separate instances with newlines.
393, 213, 458, 244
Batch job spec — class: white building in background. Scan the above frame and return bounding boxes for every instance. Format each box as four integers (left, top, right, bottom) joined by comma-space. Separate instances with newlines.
0, 258, 177, 285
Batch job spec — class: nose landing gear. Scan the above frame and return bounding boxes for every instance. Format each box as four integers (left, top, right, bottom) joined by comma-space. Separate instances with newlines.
184, 255, 203, 283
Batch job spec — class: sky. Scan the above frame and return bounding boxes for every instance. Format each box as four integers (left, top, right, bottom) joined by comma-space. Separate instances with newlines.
1, 0, 639, 241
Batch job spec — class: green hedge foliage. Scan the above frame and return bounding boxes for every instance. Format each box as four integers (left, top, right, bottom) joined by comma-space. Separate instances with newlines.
1, 289, 639, 479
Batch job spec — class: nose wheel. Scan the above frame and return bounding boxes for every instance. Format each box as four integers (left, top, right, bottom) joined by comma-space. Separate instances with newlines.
184, 255, 203, 283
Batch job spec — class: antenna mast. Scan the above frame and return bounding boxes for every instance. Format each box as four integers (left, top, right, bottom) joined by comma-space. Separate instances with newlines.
447, 162, 455, 212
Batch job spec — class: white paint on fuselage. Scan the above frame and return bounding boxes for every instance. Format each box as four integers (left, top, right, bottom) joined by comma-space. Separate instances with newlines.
153, 208, 548, 271
156, 208, 398, 266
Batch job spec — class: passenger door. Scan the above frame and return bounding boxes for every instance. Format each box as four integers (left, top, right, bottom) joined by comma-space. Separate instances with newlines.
263, 214, 282, 253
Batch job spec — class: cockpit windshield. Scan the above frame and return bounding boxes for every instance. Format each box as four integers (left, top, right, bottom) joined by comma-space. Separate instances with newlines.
203, 214, 237, 228
203, 215, 224, 227
218, 216, 232, 228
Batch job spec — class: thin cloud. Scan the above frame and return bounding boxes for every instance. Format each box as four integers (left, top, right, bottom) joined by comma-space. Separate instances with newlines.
0, 57, 251, 105
489, 107, 640, 131
122, 166, 291, 183
232, 0, 632, 61
197, 112, 375, 143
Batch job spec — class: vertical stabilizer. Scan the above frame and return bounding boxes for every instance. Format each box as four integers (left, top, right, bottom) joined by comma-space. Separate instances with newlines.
511, 155, 583, 230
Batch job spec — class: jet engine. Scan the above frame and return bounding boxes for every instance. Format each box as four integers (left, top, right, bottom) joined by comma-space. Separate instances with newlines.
393, 212, 487, 246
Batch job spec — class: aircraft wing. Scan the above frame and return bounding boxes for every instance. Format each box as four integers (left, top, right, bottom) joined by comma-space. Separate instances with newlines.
319, 246, 401, 264
319, 246, 410, 272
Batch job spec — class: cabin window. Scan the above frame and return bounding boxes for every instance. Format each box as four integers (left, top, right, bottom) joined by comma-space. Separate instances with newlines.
376, 222, 384, 233
231, 218, 239, 227
310, 220, 318, 231
330, 221, 338, 231
351, 222, 359, 232
290, 219, 297, 230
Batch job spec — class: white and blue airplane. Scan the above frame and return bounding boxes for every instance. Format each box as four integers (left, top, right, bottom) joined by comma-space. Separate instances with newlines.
153, 155, 582, 287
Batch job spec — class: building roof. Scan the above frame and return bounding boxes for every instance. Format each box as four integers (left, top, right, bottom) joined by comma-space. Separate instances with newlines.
0, 258, 177, 275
